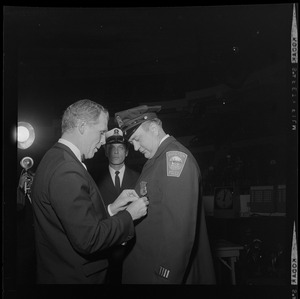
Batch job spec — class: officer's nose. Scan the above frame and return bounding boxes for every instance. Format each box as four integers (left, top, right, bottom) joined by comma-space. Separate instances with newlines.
132, 140, 139, 151
100, 133, 106, 145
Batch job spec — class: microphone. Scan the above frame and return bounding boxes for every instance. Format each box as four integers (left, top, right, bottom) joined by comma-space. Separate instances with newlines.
20, 157, 34, 194
20, 156, 34, 171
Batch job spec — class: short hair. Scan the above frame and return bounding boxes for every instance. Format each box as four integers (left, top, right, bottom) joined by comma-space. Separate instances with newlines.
140, 118, 162, 131
61, 99, 108, 134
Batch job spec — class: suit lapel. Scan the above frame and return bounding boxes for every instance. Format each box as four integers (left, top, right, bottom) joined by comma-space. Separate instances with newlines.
86, 171, 109, 217
106, 171, 116, 190
122, 167, 130, 190
54, 142, 109, 217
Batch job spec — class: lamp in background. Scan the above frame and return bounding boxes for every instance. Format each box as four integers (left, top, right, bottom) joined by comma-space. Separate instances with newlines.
18, 121, 35, 198
17, 121, 35, 149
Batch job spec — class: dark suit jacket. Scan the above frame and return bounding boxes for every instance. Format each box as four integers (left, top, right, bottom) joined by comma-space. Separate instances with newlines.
97, 166, 140, 283
31, 142, 134, 284
98, 166, 140, 206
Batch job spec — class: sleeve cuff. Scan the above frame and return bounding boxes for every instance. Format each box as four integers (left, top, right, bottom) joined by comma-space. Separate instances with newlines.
107, 204, 114, 216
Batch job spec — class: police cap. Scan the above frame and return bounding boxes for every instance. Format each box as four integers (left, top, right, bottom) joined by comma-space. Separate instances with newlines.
105, 128, 126, 145
115, 105, 161, 139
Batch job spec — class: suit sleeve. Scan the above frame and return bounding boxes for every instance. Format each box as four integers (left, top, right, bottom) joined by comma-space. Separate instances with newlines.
49, 161, 134, 256
154, 154, 199, 284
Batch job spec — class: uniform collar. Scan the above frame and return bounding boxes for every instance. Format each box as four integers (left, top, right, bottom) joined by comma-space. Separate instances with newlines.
148, 135, 175, 162
159, 134, 170, 146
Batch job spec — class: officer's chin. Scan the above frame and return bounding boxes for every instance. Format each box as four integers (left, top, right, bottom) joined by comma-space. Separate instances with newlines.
88, 149, 97, 159
144, 152, 151, 159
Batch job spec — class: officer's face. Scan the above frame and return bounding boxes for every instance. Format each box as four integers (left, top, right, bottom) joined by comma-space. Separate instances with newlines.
105, 143, 128, 166
129, 123, 160, 159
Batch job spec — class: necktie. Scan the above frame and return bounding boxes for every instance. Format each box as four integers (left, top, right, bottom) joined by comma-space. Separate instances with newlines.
115, 171, 121, 195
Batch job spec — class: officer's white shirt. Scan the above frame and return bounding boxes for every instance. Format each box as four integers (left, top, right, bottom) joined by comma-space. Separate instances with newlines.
159, 134, 170, 146
58, 138, 87, 170
109, 164, 126, 187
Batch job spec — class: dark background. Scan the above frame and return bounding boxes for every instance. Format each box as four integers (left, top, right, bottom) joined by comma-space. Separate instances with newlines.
3, 4, 298, 298
5, 4, 292, 176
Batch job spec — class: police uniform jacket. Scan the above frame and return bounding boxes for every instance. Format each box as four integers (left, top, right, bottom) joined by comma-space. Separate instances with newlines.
31, 142, 134, 284
122, 136, 215, 284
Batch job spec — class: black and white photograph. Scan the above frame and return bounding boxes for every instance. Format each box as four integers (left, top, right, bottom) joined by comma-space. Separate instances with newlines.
3, 4, 298, 299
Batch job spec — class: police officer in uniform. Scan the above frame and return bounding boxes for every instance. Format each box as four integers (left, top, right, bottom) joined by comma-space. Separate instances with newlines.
98, 127, 140, 284
115, 105, 215, 284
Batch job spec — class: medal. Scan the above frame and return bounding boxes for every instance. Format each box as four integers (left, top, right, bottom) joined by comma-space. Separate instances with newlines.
140, 181, 148, 196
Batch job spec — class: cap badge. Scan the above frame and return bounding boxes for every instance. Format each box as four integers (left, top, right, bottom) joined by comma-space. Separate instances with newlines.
115, 115, 124, 128
114, 129, 120, 135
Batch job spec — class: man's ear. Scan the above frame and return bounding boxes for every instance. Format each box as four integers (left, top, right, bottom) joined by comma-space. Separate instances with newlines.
149, 122, 158, 135
78, 121, 86, 135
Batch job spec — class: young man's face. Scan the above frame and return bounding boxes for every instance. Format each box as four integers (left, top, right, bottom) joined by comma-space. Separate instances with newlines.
105, 143, 128, 166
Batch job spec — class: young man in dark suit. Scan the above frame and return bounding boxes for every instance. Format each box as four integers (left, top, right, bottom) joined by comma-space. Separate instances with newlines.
31, 99, 148, 284
98, 127, 140, 284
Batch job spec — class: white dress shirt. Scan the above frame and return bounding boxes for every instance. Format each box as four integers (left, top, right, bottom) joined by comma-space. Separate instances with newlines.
58, 138, 87, 170
107, 164, 126, 216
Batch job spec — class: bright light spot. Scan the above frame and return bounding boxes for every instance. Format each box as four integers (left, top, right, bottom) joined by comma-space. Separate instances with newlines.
18, 126, 30, 142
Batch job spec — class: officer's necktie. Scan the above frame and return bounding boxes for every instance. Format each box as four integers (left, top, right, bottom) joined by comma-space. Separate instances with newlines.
115, 171, 121, 195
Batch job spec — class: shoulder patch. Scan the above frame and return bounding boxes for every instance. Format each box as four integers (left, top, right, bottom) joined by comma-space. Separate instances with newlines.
166, 151, 187, 177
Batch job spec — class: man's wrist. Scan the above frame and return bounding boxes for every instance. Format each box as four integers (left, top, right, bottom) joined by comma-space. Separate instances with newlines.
107, 204, 115, 216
